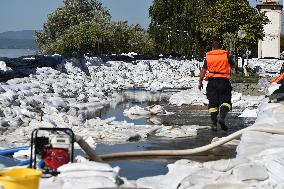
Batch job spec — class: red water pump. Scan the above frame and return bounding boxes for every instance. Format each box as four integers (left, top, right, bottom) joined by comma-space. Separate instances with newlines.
43, 148, 69, 170
30, 128, 75, 175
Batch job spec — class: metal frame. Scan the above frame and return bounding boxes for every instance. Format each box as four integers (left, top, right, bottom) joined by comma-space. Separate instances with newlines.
29, 127, 75, 170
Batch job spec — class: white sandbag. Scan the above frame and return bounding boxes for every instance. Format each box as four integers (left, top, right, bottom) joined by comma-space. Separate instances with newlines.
204, 158, 249, 172
61, 176, 117, 189
58, 162, 119, 173
238, 108, 258, 118
123, 105, 151, 116
265, 158, 284, 186
233, 163, 269, 181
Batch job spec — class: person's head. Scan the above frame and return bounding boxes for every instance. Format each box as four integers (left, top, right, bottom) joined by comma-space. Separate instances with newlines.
212, 41, 221, 50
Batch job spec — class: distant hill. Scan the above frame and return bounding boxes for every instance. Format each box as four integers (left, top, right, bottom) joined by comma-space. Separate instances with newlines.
0, 30, 38, 49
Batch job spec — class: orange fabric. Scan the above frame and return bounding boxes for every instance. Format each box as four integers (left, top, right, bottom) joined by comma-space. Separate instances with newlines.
206, 49, 230, 79
272, 73, 284, 83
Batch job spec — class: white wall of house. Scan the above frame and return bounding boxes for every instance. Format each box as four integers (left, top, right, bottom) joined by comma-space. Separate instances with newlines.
258, 1, 282, 59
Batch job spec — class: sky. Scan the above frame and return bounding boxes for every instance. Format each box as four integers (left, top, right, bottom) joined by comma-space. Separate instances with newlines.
0, 0, 258, 33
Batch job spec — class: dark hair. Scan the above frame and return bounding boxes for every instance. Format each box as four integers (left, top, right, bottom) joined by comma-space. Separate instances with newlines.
212, 41, 221, 49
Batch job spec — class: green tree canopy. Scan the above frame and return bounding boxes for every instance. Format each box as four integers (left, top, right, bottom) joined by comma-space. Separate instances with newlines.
36, 0, 111, 53
43, 22, 103, 55
149, 0, 268, 57
35, 0, 154, 55
199, 0, 269, 53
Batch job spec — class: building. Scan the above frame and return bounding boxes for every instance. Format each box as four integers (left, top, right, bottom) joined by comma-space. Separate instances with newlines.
257, 0, 283, 59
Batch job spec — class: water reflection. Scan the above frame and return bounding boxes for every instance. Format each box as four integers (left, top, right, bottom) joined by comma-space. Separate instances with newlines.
80, 90, 173, 125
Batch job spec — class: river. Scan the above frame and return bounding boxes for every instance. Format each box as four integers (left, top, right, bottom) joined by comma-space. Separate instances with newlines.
0, 49, 37, 58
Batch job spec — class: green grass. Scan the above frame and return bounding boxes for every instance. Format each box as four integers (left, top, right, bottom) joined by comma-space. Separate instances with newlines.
230, 71, 260, 83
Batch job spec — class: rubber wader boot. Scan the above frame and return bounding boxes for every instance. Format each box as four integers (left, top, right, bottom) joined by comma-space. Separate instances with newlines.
210, 112, 218, 131
219, 106, 230, 131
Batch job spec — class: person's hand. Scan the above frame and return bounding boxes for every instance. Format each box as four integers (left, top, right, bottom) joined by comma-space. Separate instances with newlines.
198, 83, 203, 91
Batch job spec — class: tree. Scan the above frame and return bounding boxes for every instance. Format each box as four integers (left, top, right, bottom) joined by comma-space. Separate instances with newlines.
199, 0, 268, 53
149, 0, 268, 57
36, 0, 155, 55
149, 0, 186, 55
43, 22, 103, 55
149, 0, 217, 56
35, 0, 111, 54
107, 22, 155, 55
128, 25, 155, 55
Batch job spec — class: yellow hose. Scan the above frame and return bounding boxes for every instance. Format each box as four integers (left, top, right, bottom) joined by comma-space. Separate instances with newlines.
99, 126, 284, 160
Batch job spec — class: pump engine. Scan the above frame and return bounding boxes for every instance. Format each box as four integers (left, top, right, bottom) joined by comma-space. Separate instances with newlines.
30, 128, 75, 175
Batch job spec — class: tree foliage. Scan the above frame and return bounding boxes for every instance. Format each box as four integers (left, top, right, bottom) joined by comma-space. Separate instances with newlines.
36, 0, 110, 52
37, 0, 268, 56
43, 22, 103, 55
199, 0, 269, 53
149, 0, 268, 57
107, 22, 155, 54
35, 0, 154, 55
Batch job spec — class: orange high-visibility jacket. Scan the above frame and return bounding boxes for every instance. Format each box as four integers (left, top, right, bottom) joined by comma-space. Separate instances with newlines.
206, 49, 230, 79
272, 73, 284, 83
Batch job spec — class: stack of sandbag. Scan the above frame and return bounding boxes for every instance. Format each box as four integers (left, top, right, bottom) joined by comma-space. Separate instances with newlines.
57, 161, 121, 189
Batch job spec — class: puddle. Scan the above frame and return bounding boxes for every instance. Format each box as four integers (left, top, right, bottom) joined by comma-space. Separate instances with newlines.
80, 90, 173, 125
100, 102, 152, 125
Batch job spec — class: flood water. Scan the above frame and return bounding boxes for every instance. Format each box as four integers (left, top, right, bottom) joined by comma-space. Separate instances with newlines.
91, 90, 255, 180
0, 90, 256, 180
95, 108, 254, 180
0, 49, 36, 58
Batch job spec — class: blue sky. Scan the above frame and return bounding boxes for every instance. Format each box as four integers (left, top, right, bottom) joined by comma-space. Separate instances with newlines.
0, 0, 257, 33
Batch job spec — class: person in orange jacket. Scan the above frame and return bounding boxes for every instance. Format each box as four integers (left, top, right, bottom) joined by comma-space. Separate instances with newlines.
198, 41, 235, 131
272, 73, 284, 84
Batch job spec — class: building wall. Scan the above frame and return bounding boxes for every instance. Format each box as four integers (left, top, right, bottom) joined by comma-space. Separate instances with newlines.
258, 8, 281, 58
258, 9, 281, 58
